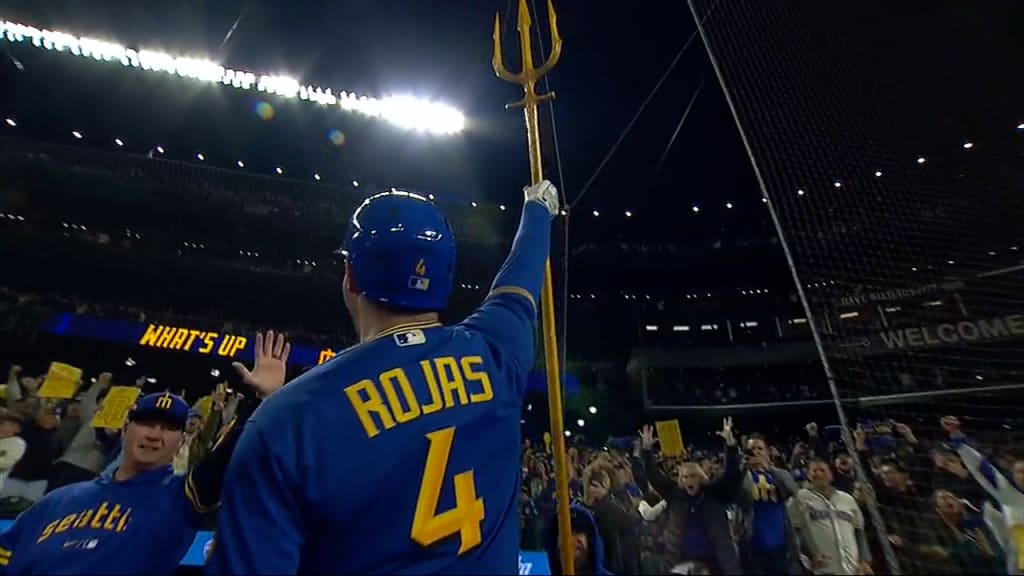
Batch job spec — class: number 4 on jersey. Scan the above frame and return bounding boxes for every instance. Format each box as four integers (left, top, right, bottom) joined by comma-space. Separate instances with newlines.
410, 426, 485, 554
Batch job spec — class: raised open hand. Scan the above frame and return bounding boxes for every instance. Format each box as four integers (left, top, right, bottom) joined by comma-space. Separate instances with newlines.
717, 417, 736, 446
638, 424, 658, 450
231, 331, 291, 398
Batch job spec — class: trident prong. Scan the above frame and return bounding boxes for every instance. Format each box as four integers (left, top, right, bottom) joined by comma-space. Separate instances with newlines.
492, 0, 562, 109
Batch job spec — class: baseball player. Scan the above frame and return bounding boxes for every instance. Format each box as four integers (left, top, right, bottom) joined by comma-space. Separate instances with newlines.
789, 458, 873, 575
0, 332, 289, 575
207, 182, 560, 575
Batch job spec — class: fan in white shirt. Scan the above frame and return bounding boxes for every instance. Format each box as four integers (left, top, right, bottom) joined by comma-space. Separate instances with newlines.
0, 411, 27, 486
790, 458, 873, 575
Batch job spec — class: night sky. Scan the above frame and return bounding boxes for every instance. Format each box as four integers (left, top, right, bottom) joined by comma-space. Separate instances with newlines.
0, 0, 760, 244
1, 1, 1022, 330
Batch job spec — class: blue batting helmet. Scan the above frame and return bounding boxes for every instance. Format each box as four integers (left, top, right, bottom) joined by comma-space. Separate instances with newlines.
340, 190, 456, 311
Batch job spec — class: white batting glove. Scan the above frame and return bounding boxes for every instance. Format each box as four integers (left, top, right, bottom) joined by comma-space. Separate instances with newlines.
523, 180, 560, 218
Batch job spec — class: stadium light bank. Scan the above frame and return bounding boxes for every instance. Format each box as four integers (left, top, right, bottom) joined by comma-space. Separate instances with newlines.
0, 20, 466, 135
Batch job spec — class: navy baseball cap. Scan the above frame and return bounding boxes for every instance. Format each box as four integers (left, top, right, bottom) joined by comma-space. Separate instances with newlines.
128, 392, 189, 430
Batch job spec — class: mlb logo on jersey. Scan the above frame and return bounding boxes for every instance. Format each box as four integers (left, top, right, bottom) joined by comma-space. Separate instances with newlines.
394, 329, 427, 347
408, 276, 431, 291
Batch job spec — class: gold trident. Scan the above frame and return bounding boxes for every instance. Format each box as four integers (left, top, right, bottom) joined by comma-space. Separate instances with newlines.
493, 2, 573, 575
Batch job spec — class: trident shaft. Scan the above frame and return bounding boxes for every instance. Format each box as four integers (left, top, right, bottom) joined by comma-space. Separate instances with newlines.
493, 2, 573, 575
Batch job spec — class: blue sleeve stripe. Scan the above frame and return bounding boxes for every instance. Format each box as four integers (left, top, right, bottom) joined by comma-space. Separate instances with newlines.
978, 459, 999, 488
488, 286, 537, 313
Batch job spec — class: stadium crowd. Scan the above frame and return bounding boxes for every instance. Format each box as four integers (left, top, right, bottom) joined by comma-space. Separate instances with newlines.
2, 359, 1021, 575
521, 415, 1022, 575
0, 364, 243, 528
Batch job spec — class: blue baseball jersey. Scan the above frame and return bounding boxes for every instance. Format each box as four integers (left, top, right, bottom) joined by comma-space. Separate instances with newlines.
0, 466, 200, 575
207, 201, 552, 575
749, 470, 787, 551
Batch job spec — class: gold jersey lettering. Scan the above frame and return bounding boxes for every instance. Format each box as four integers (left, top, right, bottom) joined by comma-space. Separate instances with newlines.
419, 360, 444, 415
435, 356, 469, 408
345, 379, 395, 438
318, 348, 337, 364
37, 502, 132, 543
346, 356, 496, 439
379, 368, 421, 424
461, 356, 493, 403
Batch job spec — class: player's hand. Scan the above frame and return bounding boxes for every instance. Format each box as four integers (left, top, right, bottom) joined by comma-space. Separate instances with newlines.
523, 180, 560, 218
232, 331, 291, 398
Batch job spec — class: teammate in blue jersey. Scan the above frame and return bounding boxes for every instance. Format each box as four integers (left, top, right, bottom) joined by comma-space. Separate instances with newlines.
207, 181, 561, 575
0, 332, 289, 575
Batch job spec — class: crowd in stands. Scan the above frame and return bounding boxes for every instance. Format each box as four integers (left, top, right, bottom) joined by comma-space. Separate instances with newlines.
521, 416, 1022, 574
0, 364, 239, 534
1, 351, 1022, 575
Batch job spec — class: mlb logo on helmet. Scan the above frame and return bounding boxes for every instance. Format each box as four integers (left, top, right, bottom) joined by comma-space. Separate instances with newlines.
408, 277, 430, 291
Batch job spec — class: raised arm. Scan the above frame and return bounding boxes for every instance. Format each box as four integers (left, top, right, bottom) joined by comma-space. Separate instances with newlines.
942, 416, 1022, 499
459, 181, 559, 387
184, 331, 290, 521
638, 424, 676, 501
708, 418, 744, 501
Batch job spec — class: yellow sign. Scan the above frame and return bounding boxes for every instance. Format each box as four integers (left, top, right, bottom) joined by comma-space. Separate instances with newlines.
194, 395, 213, 421
543, 431, 552, 454
38, 362, 83, 399
655, 419, 686, 458
138, 324, 248, 358
91, 386, 142, 429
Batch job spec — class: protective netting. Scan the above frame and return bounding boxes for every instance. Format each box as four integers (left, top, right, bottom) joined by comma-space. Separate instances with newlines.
686, 0, 1024, 573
